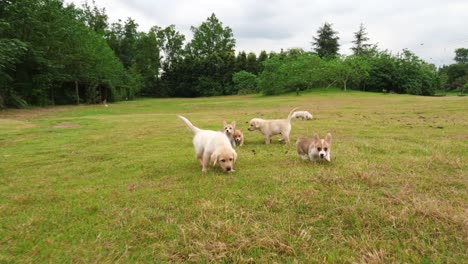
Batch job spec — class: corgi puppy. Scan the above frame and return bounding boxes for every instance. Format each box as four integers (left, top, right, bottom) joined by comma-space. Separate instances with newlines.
296, 133, 332, 162
233, 129, 244, 147
223, 121, 236, 147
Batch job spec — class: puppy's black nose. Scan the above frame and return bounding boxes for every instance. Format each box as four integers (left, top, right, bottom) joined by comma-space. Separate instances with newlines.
226, 167, 232, 171
320, 153, 324, 158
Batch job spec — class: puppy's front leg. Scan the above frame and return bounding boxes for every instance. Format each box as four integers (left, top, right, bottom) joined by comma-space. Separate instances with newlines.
264, 135, 271, 144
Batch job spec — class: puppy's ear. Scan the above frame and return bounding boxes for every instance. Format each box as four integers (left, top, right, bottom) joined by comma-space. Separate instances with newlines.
313, 134, 319, 141
255, 121, 260, 128
233, 151, 237, 163
223, 120, 227, 127
232, 121, 236, 129
210, 151, 219, 166
326, 133, 332, 144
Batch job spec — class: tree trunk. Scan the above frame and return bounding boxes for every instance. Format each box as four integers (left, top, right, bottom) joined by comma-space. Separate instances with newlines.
343, 80, 347, 91
75, 80, 79, 105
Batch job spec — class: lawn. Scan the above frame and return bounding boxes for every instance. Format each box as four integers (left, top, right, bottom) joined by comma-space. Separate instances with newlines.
0, 90, 467, 262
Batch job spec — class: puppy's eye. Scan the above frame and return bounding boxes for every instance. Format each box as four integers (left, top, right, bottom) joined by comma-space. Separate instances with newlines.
221, 159, 226, 162
317, 147, 322, 151
229, 158, 233, 161
324, 147, 328, 151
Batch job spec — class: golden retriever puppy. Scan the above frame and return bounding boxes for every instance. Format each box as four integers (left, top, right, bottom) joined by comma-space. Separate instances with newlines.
247, 108, 298, 144
179, 115, 237, 173
292, 110, 313, 120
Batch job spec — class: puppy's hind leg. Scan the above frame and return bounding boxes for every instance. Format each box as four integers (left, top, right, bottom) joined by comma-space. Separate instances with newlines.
201, 153, 211, 172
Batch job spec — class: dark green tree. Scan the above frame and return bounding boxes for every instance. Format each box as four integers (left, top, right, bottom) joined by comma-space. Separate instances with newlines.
312, 22, 340, 58
81, 0, 108, 36
454, 48, 468, 64
257, 50, 268, 72
351, 23, 371, 56
235, 51, 247, 72
184, 13, 236, 96
246, 52, 258, 74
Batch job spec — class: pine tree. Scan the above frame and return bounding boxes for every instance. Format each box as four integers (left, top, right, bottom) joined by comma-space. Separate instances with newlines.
312, 22, 340, 58
351, 23, 371, 56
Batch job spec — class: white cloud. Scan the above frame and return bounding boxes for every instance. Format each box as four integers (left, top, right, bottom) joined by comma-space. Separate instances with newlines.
66, 0, 468, 66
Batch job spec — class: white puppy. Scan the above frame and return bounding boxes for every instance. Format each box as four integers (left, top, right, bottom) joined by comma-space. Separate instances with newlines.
179, 115, 237, 173
292, 111, 313, 120
247, 108, 298, 144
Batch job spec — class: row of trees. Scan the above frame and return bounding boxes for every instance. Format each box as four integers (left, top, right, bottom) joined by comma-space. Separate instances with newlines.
1, 0, 466, 108
1, 0, 131, 108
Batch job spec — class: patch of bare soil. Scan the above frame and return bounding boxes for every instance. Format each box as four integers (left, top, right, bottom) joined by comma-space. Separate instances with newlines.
454, 134, 468, 140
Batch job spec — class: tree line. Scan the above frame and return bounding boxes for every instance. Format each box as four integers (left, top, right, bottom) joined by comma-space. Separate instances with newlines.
1, 0, 466, 108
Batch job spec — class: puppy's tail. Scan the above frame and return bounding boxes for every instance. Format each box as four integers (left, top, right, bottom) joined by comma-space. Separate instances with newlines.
178, 115, 201, 134
287, 108, 299, 121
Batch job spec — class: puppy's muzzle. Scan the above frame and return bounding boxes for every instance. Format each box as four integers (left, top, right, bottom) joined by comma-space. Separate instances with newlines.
320, 153, 325, 158
226, 166, 232, 172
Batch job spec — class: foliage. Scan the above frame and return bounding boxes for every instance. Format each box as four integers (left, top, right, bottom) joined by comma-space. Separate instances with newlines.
312, 22, 340, 58
0, 0, 130, 108
454, 48, 468, 64
258, 52, 325, 95
351, 23, 372, 56
232, 70, 257, 94
0, 0, 455, 107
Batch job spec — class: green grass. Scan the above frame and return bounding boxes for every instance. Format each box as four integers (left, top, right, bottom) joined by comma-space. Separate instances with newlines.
1, 90, 467, 262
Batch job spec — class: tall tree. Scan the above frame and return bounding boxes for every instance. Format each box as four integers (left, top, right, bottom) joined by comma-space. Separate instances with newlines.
184, 13, 236, 96
235, 51, 247, 72
454, 48, 468, 64
246, 52, 258, 74
257, 50, 268, 72
312, 22, 340, 58
186, 13, 235, 58
119, 18, 139, 68
81, 0, 108, 36
351, 23, 371, 56
134, 27, 161, 96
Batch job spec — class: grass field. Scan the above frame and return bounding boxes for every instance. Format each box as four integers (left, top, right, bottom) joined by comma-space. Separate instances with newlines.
1, 89, 467, 262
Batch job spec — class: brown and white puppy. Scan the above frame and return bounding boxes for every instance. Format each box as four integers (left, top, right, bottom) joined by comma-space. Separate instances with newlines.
233, 129, 244, 146
296, 133, 332, 162
292, 110, 313, 120
248, 108, 298, 144
179, 115, 237, 173
223, 121, 237, 147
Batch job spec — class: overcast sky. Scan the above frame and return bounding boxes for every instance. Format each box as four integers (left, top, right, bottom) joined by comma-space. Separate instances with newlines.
66, 0, 468, 66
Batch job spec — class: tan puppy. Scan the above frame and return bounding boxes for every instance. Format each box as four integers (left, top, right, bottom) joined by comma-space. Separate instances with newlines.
233, 129, 244, 146
296, 133, 332, 162
179, 115, 237, 173
248, 108, 298, 144
292, 110, 313, 120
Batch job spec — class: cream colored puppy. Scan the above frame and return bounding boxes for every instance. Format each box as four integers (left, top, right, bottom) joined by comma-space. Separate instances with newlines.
292, 110, 313, 120
179, 115, 237, 173
247, 108, 298, 144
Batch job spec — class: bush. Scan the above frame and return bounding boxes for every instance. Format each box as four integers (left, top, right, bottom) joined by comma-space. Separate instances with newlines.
232, 70, 257, 94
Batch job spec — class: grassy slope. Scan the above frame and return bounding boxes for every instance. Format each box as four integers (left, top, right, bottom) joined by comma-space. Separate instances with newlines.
0, 90, 467, 262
